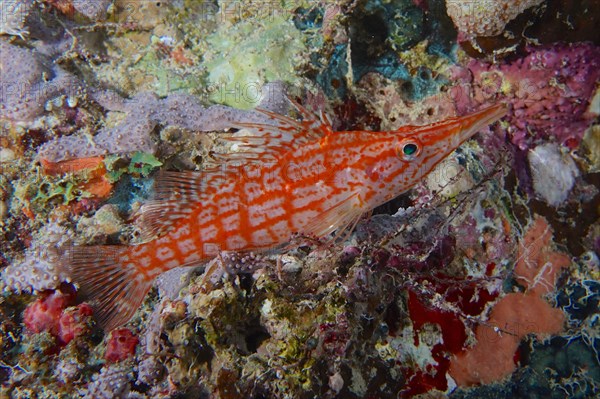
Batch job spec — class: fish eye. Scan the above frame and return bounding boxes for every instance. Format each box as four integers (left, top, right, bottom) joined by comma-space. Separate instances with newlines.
399, 142, 420, 160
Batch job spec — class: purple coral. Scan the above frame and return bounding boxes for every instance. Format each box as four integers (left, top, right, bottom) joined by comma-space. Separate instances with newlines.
451, 43, 600, 150
38, 82, 289, 162
0, 39, 82, 123
82, 363, 135, 399
0, 0, 35, 37
1, 222, 72, 293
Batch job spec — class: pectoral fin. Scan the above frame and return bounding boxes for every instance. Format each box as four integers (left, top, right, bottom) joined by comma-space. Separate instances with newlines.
302, 191, 364, 240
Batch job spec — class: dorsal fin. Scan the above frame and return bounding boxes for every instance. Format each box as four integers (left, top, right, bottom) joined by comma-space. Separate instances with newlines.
133, 199, 191, 242
135, 97, 332, 242
215, 96, 333, 163
287, 96, 334, 137
151, 170, 225, 202
133, 170, 228, 241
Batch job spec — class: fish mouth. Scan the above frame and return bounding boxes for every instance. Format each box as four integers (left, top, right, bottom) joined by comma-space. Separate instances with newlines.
413, 103, 508, 150
410, 104, 508, 166
455, 103, 508, 143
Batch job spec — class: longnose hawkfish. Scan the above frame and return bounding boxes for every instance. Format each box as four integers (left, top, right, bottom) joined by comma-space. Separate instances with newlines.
67, 98, 507, 330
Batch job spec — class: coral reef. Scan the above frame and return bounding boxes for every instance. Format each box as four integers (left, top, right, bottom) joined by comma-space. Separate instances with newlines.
0, 0, 598, 398
203, 14, 307, 109
449, 1, 600, 58
1, 221, 73, 293
71, 0, 112, 21
80, 362, 136, 399
312, 0, 455, 100
445, 0, 544, 38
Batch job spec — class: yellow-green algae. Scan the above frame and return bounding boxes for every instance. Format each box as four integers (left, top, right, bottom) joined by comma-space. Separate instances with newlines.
203, 14, 308, 109
12, 165, 95, 216
104, 152, 163, 182
93, 0, 310, 107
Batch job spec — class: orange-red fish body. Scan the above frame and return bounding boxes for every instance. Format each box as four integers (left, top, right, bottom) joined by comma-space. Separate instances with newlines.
68, 100, 507, 330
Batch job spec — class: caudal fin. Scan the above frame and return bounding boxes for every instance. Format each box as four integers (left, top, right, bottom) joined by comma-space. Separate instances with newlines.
66, 245, 153, 331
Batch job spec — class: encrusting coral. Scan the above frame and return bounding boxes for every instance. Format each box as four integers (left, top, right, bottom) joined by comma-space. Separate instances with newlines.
1, 221, 73, 293
0, 39, 82, 124
38, 82, 289, 162
449, 216, 571, 386
445, 0, 544, 37
452, 42, 600, 150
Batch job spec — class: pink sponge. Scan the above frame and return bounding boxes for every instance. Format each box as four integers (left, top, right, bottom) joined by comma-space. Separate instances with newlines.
23, 288, 93, 345
23, 291, 71, 336
104, 328, 139, 363
58, 303, 94, 345
452, 43, 600, 150
449, 217, 570, 386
